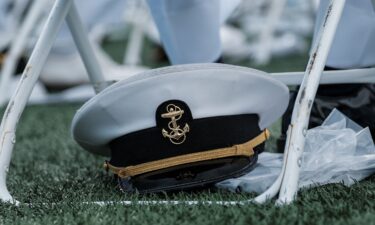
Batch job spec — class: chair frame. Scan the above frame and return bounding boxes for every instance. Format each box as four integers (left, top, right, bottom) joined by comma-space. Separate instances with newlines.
0, 0, 359, 205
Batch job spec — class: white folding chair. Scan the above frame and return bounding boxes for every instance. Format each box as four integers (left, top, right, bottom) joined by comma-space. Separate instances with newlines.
0, 0, 149, 107
0, 0, 51, 106
0, 0, 370, 205
0, 0, 109, 204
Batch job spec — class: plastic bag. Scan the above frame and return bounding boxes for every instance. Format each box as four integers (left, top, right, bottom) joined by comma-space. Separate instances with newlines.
216, 109, 375, 193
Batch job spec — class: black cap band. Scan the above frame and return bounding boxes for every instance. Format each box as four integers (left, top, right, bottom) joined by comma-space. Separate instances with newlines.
109, 114, 262, 167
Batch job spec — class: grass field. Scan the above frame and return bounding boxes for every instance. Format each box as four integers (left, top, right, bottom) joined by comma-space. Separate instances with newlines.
1, 39, 375, 225
1, 105, 375, 225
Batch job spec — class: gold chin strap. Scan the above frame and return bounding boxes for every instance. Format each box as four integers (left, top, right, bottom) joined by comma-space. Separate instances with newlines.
104, 129, 270, 179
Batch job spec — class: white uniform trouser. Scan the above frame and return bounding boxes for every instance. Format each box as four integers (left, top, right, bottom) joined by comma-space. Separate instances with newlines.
146, 0, 221, 64
147, 0, 240, 65
314, 0, 375, 69
149, 0, 375, 67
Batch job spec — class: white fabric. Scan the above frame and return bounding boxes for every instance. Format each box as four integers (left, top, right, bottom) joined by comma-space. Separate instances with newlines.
72, 63, 289, 156
314, 0, 375, 68
146, 0, 222, 64
146, 0, 240, 64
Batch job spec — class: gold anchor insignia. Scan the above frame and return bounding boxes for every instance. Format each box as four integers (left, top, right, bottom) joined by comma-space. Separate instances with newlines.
161, 104, 190, 145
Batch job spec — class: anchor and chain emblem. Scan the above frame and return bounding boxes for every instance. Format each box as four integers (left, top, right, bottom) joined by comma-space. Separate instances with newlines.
161, 104, 190, 145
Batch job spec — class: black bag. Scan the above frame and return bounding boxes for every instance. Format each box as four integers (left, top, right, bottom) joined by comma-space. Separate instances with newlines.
278, 83, 375, 152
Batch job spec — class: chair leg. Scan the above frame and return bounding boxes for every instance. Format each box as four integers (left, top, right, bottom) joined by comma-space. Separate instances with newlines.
254, 0, 346, 204
124, 25, 145, 67
0, 0, 73, 203
277, 0, 346, 204
65, 2, 109, 93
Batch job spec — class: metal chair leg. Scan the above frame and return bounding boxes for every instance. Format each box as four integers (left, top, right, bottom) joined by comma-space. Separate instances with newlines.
277, 0, 346, 204
0, 0, 73, 203
65, 4, 108, 93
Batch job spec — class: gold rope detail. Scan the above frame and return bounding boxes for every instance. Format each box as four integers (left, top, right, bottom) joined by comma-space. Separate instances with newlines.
104, 129, 270, 178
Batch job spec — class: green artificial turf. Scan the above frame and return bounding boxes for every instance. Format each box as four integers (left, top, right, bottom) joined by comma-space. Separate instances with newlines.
0, 103, 374, 225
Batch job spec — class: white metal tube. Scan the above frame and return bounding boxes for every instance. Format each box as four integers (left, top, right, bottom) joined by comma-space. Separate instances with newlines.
124, 25, 144, 66
0, 0, 73, 203
270, 67, 375, 85
276, 0, 346, 204
0, 0, 49, 106
65, 3, 108, 93
253, 126, 292, 203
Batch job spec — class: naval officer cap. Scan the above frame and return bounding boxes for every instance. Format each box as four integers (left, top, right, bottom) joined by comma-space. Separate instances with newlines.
72, 63, 289, 193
